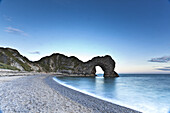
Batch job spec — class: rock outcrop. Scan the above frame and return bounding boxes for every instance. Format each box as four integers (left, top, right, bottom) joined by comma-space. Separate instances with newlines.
82, 55, 119, 77
0, 47, 40, 71
0, 47, 119, 77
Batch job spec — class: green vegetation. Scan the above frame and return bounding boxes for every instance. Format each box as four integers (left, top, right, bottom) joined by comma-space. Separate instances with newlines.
39, 61, 51, 72
37, 69, 41, 72
0, 62, 20, 70
3, 49, 32, 71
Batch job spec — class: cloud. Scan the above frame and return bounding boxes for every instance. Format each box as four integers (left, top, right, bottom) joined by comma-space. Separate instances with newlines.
148, 56, 170, 63
29, 51, 40, 55
5, 27, 28, 36
156, 67, 170, 71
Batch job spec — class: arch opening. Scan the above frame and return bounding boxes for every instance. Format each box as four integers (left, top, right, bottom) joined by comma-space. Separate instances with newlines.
95, 66, 104, 77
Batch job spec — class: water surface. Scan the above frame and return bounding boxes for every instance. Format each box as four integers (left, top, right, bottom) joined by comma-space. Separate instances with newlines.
54, 74, 170, 113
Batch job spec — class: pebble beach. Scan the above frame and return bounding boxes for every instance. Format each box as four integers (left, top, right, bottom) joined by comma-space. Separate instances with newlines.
0, 73, 141, 113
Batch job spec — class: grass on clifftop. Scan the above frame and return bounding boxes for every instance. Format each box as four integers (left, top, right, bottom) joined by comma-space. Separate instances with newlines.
3, 49, 32, 71
0, 62, 20, 71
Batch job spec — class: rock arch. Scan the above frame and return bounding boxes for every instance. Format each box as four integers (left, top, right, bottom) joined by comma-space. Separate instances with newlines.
81, 55, 119, 77
93, 66, 104, 75
34, 53, 119, 77
91, 65, 110, 77
0, 47, 118, 77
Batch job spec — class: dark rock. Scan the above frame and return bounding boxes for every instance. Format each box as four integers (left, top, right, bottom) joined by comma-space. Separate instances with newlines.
83, 55, 118, 77
0, 47, 119, 77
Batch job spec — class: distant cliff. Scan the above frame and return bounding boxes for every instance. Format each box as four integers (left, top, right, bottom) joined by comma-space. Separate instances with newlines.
0, 47, 119, 77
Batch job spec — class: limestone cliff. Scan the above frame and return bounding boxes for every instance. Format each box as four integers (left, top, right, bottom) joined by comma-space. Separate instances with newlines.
0, 47, 40, 71
0, 47, 119, 77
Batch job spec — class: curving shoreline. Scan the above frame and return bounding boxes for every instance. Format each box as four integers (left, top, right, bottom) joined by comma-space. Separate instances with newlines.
0, 75, 92, 113
0, 74, 141, 113
45, 75, 141, 113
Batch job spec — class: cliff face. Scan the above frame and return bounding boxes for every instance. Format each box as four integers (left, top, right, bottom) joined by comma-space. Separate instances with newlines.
0, 47, 119, 77
0, 47, 40, 71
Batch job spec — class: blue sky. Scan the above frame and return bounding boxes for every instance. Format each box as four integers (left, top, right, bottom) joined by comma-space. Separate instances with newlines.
0, 0, 170, 73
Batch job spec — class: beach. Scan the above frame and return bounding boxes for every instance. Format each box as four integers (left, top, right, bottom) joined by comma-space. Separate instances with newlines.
0, 74, 140, 113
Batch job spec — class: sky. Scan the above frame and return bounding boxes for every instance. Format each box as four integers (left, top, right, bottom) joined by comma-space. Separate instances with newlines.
0, 0, 170, 74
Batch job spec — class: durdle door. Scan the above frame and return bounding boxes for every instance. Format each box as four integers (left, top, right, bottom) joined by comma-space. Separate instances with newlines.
80, 55, 119, 77
0, 47, 119, 77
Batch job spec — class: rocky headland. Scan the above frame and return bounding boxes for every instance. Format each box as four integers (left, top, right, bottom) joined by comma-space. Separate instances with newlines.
0, 47, 118, 77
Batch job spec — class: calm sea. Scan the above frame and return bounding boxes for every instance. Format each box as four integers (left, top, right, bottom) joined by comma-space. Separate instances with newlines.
54, 74, 170, 113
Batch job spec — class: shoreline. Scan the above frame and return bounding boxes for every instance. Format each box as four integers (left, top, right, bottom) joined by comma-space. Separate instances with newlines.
0, 74, 141, 113
45, 75, 141, 113
52, 77, 141, 112
0, 74, 93, 112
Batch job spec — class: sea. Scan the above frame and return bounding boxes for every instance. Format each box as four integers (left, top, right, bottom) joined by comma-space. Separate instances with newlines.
54, 74, 170, 113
